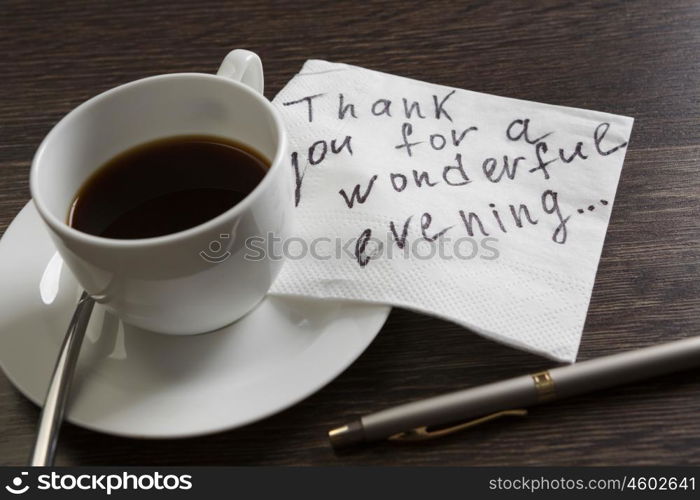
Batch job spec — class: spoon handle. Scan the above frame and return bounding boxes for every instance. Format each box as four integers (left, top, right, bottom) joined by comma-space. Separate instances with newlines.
29, 291, 95, 466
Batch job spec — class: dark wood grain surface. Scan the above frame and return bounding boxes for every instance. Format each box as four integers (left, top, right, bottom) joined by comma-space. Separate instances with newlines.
1, 0, 699, 466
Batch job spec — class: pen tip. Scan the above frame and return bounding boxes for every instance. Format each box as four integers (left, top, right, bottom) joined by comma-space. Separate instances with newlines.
328, 420, 364, 449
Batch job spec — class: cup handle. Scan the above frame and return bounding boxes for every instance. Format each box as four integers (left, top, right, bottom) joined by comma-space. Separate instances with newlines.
217, 49, 264, 95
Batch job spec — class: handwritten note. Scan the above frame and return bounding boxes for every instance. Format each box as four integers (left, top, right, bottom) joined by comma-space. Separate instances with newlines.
269, 60, 633, 362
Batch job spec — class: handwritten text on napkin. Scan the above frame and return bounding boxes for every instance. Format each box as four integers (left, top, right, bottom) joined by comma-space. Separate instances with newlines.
270, 60, 634, 362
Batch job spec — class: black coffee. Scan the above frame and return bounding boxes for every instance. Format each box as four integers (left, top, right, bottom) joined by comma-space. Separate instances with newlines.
68, 135, 269, 239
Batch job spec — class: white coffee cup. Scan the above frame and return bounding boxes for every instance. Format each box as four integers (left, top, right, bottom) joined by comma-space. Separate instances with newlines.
30, 49, 291, 334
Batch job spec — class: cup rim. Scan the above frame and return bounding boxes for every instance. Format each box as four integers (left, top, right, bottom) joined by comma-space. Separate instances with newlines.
30, 72, 287, 248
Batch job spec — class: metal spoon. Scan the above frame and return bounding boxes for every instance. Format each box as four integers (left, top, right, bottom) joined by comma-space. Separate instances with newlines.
29, 291, 95, 466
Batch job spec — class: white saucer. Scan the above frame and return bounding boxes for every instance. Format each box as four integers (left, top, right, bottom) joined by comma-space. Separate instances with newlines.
0, 202, 390, 438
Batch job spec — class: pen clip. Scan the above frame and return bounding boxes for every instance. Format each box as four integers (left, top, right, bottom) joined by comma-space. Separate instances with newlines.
387, 409, 528, 442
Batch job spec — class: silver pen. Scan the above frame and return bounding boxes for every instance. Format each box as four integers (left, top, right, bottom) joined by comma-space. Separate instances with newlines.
328, 335, 700, 448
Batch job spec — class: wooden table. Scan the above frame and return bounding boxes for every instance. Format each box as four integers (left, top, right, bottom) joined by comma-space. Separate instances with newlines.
1, 0, 699, 466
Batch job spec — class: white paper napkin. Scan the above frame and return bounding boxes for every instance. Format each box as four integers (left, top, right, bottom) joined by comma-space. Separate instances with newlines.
269, 60, 633, 362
